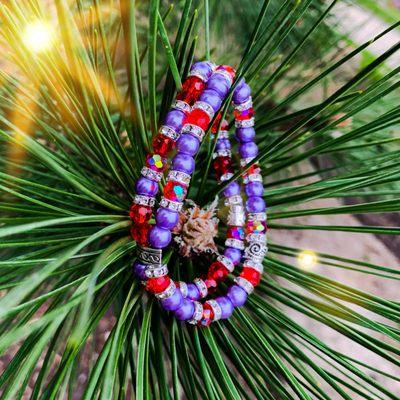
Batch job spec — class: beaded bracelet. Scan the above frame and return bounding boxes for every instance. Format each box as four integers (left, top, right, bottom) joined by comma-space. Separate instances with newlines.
130, 62, 267, 326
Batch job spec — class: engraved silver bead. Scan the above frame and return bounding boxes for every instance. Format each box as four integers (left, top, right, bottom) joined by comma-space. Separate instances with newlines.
225, 238, 245, 250
228, 205, 246, 226
181, 124, 205, 141
172, 100, 191, 114
206, 299, 222, 321
217, 255, 234, 273
145, 264, 169, 278
193, 278, 208, 298
235, 117, 255, 128
234, 97, 253, 112
159, 125, 180, 141
234, 276, 254, 294
160, 197, 183, 212
133, 194, 156, 207
137, 246, 162, 265
224, 195, 243, 206
155, 280, 177, 300
244, 242, 268, 263
167, 170, 191, 186
188, 301, 203, 325
141, 166, 163, 182
192, 101, 215, 119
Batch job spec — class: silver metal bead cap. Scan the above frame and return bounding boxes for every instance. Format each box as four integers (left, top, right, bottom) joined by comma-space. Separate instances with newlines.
133, 194, 156, 207
155, 281, 177, 300
188, 301, 203, 325
141, 166, 163, 182
137, 246, 162, 266
217, 255, 235, 273
235, 117, 255, 128
206, 299, 222, 321
181, 124, 205, 141
160, 197, 183, 212
172, 100, 191, 114
193, 278, 208, 298
167, 170, 191, 186
234, 277, 254, 294
225, 238, 245, 250
145, 264, 168, 279
159, 125, 180, 141
192, 101, 215, 119
234, 97, 253, 112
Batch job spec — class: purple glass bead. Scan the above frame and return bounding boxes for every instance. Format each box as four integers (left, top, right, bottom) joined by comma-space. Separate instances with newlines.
245, 181, 264, 197
165, 109, 186, 131
199, 89, 223, 112
216, 139, 231, 151
149, 226, 172, 249
133, 261, 148, 280
177, 134, 200, 156
172, 154, 195, 174
227, 285, 248, 307
223, 181, 241, 197
235, 127, 255, 143
161, 288, 183, 311
246, 196, 266, 213
224, 247, 242, 266
239, 142, 259, 158
190, 61, 214, 79
186, 283, 200, 300
216, 296, 234, 319
135, 177, 158, 196
207, 74, 230, 98
174, 298, 195, 320
233, 81, 251, 105
156, 208, 180, 230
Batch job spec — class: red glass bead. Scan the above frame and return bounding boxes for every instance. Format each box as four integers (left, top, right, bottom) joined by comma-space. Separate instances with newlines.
213, 156, 233, 179
164, 181, 187, 202
221, 119, 229, 130
217, 65, 236, 79
152, 134, 175, 157
129, 204, 152, 224
227, 226, 245, 240
146, 276, 171, 294
207, 261, 229, 282
177, 76, 206, 104
240, 267, 261, 286
199, 303, 214, 327
204, 278, 217, 291
246, 163, 261, 175
246, 220, 267, 235
130, 223, 151, 246
211, 113, 222, 134
234, 108, 254, 120
146, 153, 167, 172
185, 109, 210, 130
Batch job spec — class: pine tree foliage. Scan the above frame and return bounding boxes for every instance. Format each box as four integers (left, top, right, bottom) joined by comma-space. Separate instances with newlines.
0, 0, 399, 398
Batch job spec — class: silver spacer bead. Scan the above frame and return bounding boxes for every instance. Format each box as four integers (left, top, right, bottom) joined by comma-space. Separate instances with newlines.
224, 195, 243, 206
244, 242, 268, 263
228, 205, 246, 226
137, 246, 162, 265
220, 172, 234, 182
192, 101, 215, 119
206, 299, 222, 321
247, 233, 267, 245
248, 212, 267, 221
145, 264, 168, 278
172, 100, 191, 114
160, 125, 180, 141
234, 276, 254, 294
160, 197, 183, 212
141, 166, 163, 182
181, 123, 205, 141
178, 281, 188, 298
244, 259, 264, 274
214, 69, 233, 86
188, 69, 208, 81
234, 97, 253, 112
240, 157, 256, 167
217, 255, 235, 273
225, 238, 245, 250
188, 301, 203, 325
155, 280, 177, 300
213, 149, 232, 158
217, 130, 230, 139
167, 170, 191, 186
134, 194, 156, 207
243, 173, 263, 184
235, 117, 255, 128
193, 278, 208, 298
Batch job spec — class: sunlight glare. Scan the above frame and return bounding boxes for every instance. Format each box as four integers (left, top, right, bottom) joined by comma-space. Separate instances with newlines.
23, 21, 54, 53
297, 250, 318, 269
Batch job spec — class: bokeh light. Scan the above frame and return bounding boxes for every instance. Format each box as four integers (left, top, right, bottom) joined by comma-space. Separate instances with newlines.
297, 250, 318, 269
22, 21, 54, 53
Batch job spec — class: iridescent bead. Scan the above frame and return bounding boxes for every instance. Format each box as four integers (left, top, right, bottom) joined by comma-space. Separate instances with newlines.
245, 181, 264, 197
175, 299, 195, 321
199, 89, 223, 112
215, 296, 234, 319
135, 177, 158, 197
177, 134, 200, 156
155, 207, 180, 230
161, 288, 183, 311
172, 154, 195, 174
239, 142, 259, 158
223, 247, 242, 266
149, 226, 172, 249
227, 285, 248, 307
246, 196, 266, 213
165, 109, 186, 130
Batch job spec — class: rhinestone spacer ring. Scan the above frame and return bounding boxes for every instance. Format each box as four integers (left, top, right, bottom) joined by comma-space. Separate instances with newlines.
217, 130, 230, 139
188, 301, 203, 325
145, 264, 169, 279
235, 117, 255, 128
224, 195, 243, 206
192, 101, 215, 120
247, 233, 267, 245
188, 69, 209, 82
244, 259, 264, 274
160, 197, 183, 212
206, 299, 222, 321
225, 238, 245, 250
243, 173, 263, 184
213, 149, 232, 158
220, 172, 234, 181
159, 125, 180, 141
178, 281, 188, 298
141, 166, 163, 182
217, 255, 235, 273
240, 157, 256, 167
194, 278, 208, 298
155, 280, 177, 300
134, 194, 156, 207
181, 123, 205, 142
248, 212, 267, 221
234, 97, 253, 112
167, 170, 191, 186
234, 277, 254, 294
214, 69, 233, 86
172, 100, 191, 114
